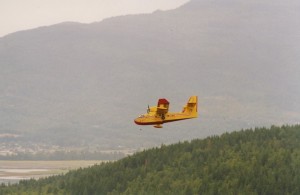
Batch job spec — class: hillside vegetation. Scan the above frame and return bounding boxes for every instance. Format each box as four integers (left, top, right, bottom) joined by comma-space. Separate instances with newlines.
1, 125, 300, 194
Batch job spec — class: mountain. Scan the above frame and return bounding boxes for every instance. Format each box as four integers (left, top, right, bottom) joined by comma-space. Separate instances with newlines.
1, 125, 300, 194
0, 0, 300, 148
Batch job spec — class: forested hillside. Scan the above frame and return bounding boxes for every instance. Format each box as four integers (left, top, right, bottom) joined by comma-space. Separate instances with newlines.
1, 125, 300, 194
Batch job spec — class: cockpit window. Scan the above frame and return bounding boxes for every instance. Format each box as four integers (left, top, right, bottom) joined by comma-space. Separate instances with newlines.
139, 115, 145, 118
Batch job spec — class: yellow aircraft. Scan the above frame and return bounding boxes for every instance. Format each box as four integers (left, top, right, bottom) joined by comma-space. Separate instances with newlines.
134, 96, 198, 128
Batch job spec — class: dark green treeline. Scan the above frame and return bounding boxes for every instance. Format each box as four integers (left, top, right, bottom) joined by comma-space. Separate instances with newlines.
1, 125, 300, 194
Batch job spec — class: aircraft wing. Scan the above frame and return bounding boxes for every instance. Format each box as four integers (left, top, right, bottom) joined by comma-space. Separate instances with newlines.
156, 98, 169, 114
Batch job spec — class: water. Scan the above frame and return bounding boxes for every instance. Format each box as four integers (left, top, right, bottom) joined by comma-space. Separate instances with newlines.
0, 160, 102, 185
0, 168, 50, 185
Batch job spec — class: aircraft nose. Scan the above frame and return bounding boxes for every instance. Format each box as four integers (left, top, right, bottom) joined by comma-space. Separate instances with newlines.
134, 118, 141, 125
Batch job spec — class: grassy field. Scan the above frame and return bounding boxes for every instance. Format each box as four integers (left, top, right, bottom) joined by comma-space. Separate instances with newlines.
0, 160, 104, 184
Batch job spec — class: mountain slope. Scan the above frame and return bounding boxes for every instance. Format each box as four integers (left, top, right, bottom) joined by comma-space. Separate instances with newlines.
1, 125, 300, 194
0, 0, 300, 147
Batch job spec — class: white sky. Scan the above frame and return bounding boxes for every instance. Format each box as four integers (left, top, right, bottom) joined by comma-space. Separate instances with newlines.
0, 0, 189, 37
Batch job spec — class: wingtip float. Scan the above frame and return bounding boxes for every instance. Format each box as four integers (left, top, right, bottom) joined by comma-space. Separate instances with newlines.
134, 96, 198, 128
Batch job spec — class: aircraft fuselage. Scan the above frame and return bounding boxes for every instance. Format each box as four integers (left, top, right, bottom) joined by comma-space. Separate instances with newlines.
134, 112, 196, 126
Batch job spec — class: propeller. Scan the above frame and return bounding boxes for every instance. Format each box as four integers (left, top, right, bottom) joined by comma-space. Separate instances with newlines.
147, 105, 150, 113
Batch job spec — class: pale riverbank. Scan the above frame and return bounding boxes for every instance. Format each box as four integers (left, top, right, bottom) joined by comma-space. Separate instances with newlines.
0, 160, 104, 185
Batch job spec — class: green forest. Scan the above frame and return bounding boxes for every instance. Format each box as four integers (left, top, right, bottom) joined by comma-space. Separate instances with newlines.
1, 125, 300, 194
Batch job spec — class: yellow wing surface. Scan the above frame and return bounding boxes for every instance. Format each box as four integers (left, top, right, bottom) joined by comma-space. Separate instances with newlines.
156, 98, 169, 116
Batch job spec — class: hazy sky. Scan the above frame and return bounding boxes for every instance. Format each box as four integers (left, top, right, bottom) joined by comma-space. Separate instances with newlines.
0, 0, 189, 37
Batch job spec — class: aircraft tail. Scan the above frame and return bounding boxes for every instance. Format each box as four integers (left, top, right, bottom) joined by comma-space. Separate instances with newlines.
182, 96, 198, 118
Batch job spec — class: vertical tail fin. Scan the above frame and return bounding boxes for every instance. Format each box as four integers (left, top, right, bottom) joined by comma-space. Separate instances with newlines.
182, 96, 198, 118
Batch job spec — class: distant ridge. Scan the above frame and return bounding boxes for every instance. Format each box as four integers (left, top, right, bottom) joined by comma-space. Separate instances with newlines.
0, 0, 300, 148
1, 125, 300, 194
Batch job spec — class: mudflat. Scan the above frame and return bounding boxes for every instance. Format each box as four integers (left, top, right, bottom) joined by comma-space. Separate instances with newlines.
0, 160, 103, 184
